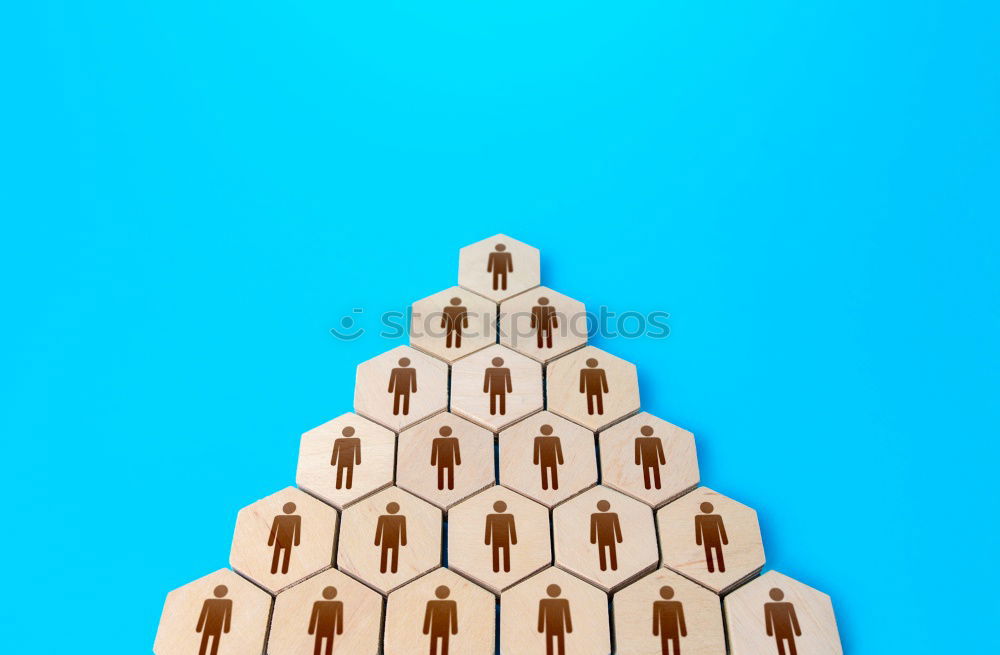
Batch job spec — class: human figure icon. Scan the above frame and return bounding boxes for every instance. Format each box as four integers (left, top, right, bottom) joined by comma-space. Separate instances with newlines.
533, 424, 564, 491
195, 584, 232, 655
484, 500, 518, 573
764, 588, 802, 655
634, 425, 667, 490
487, 243, 514, 291
694, 502, 728, 573
652, 585, 687, 655
374, 502, 407, 574
387, 357, 418, 416
537, 583, 573, 655
268, 502, 302, 575
530, 296, 559, 349
483, 356, 513, 415
330, 426, 362, 490
431, 425, 462, 491
441, 297, 469, 349
308, 586, 344, 655
579, 358, 609, 415
423, 585, 459, 655
590, 500, 623, 572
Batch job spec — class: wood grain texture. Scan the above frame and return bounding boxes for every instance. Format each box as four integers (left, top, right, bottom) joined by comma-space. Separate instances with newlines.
354, 345, 448, 432
656, 487, 764, 594
448, 485, 552, 593
498, 411, 597, 508
153, 569, 271, 655
725, 571, 842, 655
552, 485, 658, 593
547, 346, 640, 432
451, 344, 543, 432
384, 567, 496, 655
458, 234, 540, 303
410, 286, 497, 364
498, 286, 587, 363
229, 486, 338, 593
268, 568, 382, 655
613, 567, 726, 655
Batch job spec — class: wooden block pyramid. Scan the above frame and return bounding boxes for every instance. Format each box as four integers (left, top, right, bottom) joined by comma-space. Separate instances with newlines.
154, 235, 844, 655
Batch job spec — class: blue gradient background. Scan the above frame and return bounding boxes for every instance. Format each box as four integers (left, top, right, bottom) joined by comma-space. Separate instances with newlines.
3, 2, 998, 652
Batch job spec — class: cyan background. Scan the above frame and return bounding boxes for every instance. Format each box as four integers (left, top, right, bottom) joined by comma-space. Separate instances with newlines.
3, 1, 998, 652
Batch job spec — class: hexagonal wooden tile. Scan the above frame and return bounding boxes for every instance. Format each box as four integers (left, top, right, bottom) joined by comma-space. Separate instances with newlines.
268, 568, 383, 655
384, 567, 496, 655
458, 233, 540, 303
498, 286, 587, 363
451, 344, 543, 431
547, 345, 639, 432
410, 286, 497, 364
612, 567, 726, 655
296, 412, 396, 510
354, 345, 448, 432
499, 566, 610, 655
448, 486, 552, 593
552, 485, 658, 592
725, 571, 843, 655
599, 412, 699, 508
397, 412, 495, 511
229, 486, 338, 593
656, 487, 764, 594
153, 569, 271, 655
337, 486, 442, 594
498, 411, 597, 508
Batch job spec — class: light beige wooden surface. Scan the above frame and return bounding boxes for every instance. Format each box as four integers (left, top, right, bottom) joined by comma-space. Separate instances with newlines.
448, 485, 552, 594
410, 285, 497, 364
268, 567, 382, 655
354, 345, 448, 432
498, 286, 587, 363
458, 234, 540, 303
229, 486, 338, 593
499, 566, 610, 655
337, 486, 442, 594
656, 487, 764, 594
613, 567, 726, 655
296, 412, 396, 510
451, 344, 543, 432
153, 568, 271, 655
725, 570, 842, 655
384, 567, 496, 655
552, 484, 658, 592
396, 412, 495, 511
547, 345, 640, 432
498, 411, 597, 508
599, 412, 700, 509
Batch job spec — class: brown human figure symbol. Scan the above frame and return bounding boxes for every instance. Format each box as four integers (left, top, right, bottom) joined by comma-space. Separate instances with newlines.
533, 424, 564, 491
652, 585, 687, 655
483, 356, 513, 415
268, 502, 302, 575
537, 583, 573, 655
308, 586, 344, 655
484, 500, 518, 573
531, 296, 559, 349
374, 501, 407, 574
579, 358, 609, 415
764, 588, 802, 655
423, 585, 459, 655
487, 243, 514, 291
634, 425, 667, 490
387, 357, 418, 416
330, 426, 362, 490
431, 425, 462, 491
694, 502, 728, 573
195, 584, 232, 655
441, 297, 469, 349
590, 500, 623, 572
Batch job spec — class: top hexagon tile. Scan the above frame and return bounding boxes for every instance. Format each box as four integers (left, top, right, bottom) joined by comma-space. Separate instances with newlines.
458, 234, 540, 303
